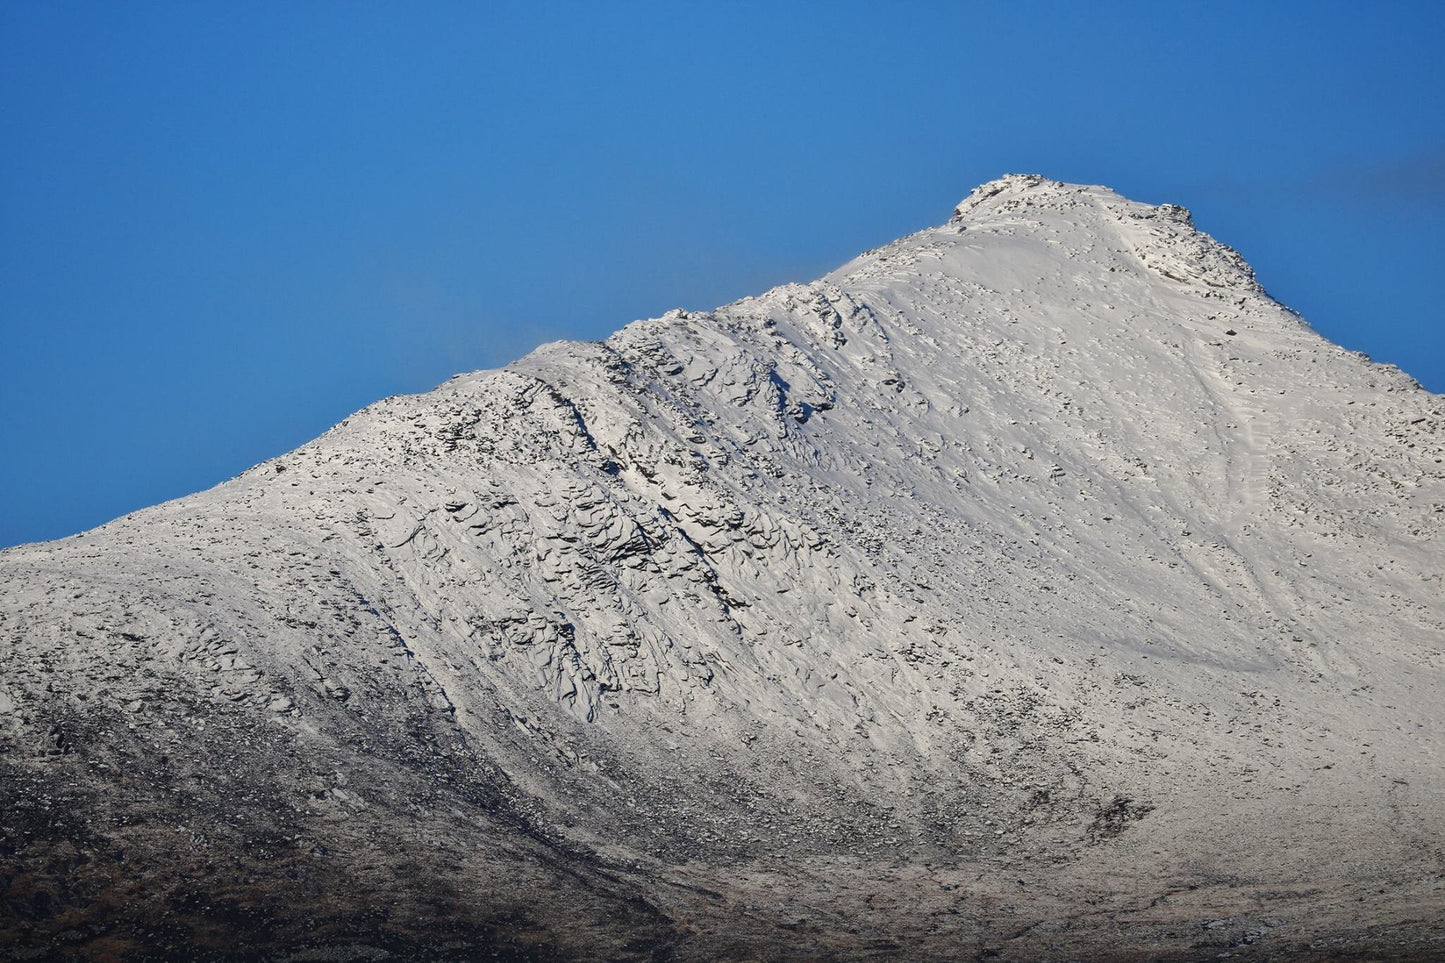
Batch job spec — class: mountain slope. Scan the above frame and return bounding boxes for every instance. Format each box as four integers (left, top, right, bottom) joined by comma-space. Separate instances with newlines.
3, 175, 1443, 961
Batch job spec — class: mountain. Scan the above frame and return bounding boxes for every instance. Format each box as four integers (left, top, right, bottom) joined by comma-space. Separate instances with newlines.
2, 175, 1442, 961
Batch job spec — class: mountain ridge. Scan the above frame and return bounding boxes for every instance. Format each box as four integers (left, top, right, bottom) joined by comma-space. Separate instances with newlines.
2, 176, 1442, 961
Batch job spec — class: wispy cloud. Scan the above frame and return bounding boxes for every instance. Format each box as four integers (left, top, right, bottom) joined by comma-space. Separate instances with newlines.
1311, 147, 1445, 204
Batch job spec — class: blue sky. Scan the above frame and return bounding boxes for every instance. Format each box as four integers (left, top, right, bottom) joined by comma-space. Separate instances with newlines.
2, 1, 1442, 548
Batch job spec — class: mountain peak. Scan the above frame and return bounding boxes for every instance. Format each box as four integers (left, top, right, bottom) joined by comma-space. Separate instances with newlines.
950, 173, 1198, 227
1, 178, 1441, 960
951, 172, 1089, 219
938, 174, 1260, 297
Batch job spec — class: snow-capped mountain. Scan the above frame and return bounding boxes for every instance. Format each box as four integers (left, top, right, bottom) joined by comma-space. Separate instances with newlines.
3, 175, 1442, 960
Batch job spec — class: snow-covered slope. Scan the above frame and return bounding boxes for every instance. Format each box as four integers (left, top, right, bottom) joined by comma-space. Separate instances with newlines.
3, 175, 1443, 960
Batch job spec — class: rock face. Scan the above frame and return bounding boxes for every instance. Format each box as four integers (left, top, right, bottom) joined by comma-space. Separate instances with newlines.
2, 175, 1443, 961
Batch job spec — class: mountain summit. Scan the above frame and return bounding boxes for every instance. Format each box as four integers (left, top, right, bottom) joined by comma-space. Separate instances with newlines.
3, 177, 1442, 960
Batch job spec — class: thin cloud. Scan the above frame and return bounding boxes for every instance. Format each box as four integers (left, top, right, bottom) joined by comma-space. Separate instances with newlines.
1312, 148, 1445, 204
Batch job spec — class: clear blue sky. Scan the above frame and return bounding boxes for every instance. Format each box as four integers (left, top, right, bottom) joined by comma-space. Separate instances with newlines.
2, 1, 1442, 548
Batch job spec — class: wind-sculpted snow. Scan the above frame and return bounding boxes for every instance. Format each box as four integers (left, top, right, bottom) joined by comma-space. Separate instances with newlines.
3, 176, 1443, 960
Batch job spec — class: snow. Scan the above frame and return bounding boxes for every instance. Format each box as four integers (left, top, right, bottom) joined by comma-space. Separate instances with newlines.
1, 175, 1442, 959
